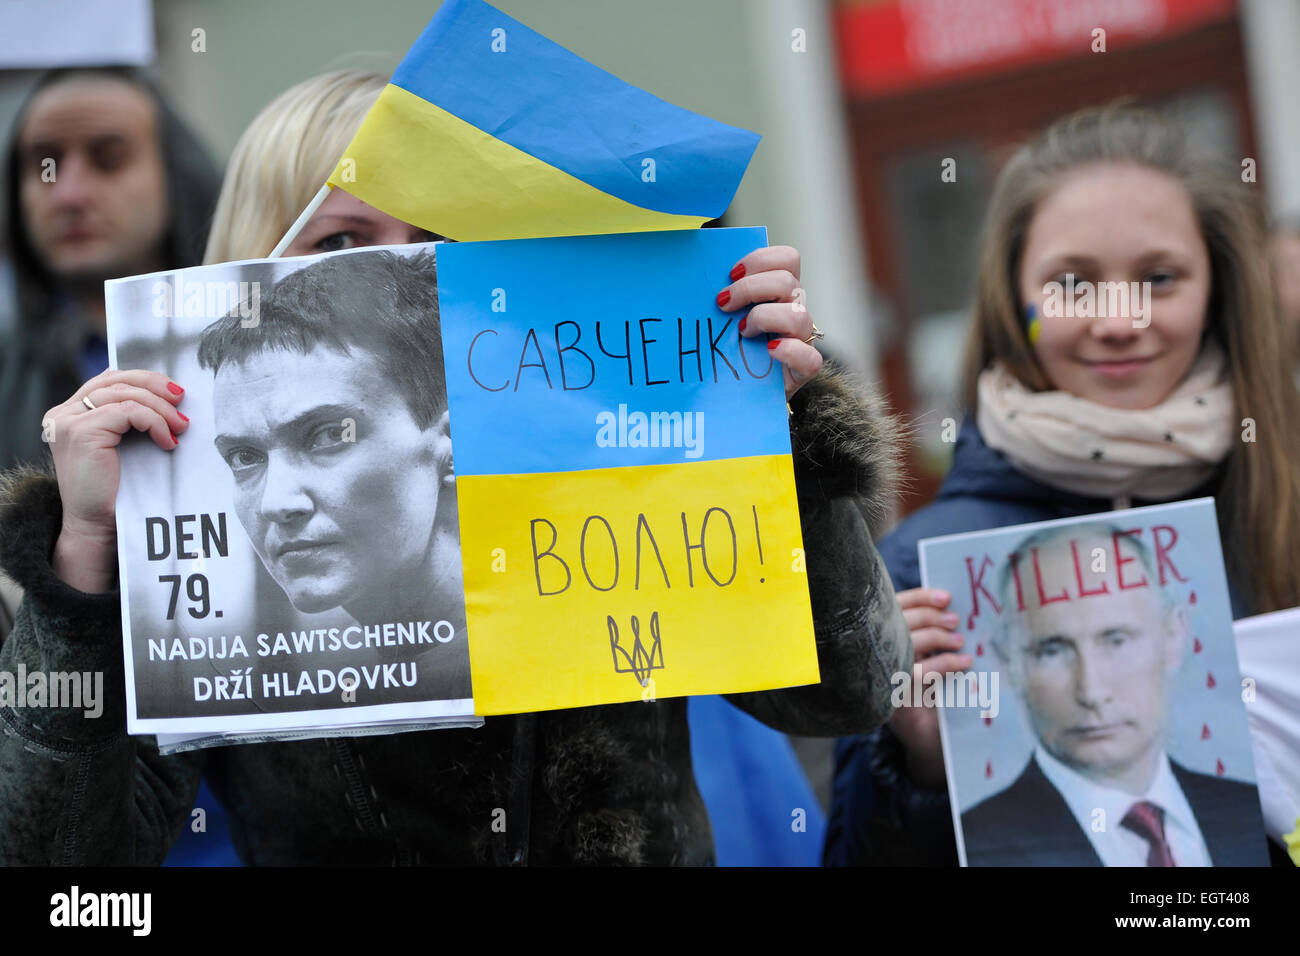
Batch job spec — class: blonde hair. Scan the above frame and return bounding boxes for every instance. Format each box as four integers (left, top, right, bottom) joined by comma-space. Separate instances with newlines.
203, 69, 387, 264
961, 101, 1300, 615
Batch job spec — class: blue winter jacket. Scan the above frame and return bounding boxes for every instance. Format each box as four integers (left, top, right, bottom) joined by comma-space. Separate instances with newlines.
822, 415, 1244, 867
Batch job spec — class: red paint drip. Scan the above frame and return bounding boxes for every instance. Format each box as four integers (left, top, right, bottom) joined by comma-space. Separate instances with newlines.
1193, 637, 1203, 654
1206, 672, 1217, 689
985, 761, 993, 779
1215, 759, 1225, 777
1201, 723, 1211, 740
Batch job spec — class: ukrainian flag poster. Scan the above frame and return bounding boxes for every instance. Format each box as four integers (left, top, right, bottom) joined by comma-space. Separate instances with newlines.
438, 227, 819, 714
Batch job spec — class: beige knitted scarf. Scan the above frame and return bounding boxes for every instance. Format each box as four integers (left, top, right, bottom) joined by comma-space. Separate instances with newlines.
977, 342, 1236, 508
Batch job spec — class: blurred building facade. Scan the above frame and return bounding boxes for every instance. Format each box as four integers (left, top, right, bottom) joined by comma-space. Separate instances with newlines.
830, 0, 1300, 512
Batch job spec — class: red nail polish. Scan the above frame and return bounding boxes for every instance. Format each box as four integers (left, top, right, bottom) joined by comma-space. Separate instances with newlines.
739, 317, 748, 333
178, 412, 190, 423
167, 382, 184, 395
767, 339, 780, 351
716, 289, 731, 308
730, 263, 746, 281
170, 432, 180, 445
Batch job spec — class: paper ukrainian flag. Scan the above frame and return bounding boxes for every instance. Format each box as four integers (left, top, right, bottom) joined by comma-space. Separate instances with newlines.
326, 0, 760, 241
437, 227, 819, 715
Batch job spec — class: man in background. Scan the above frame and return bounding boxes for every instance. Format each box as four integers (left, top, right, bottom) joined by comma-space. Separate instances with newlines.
0, 66, 220, 469
0, 65, 228, 867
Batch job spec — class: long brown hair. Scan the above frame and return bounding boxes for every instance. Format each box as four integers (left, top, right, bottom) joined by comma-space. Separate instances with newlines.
961, 102, 1300, 614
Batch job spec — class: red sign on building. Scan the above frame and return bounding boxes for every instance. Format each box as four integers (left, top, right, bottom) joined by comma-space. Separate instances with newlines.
834, 0, 1238, 97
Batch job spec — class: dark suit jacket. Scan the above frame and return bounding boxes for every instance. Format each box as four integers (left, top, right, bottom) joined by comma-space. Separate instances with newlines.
960, 757, 1269, 866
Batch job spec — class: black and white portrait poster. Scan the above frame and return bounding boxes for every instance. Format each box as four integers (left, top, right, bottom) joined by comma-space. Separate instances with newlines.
106, 244, 477, 741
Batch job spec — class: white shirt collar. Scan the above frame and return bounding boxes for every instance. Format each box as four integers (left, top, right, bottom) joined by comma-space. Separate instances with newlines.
1034, 744, 1209, 866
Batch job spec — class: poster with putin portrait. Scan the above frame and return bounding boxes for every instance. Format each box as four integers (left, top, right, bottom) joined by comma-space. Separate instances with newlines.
917, 499, 1270, 867
107, 243, 480, 747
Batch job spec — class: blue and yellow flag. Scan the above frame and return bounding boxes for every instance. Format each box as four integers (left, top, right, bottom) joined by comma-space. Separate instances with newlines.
327, 0, 760, 241
438, 227, 818, 715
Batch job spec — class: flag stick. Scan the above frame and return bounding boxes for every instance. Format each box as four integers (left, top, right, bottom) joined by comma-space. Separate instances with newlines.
267, 183, 333, 258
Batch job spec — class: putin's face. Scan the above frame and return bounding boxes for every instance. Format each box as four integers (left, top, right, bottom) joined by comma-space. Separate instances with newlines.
1002, 535, 1185, 787
212, 344, 448, 614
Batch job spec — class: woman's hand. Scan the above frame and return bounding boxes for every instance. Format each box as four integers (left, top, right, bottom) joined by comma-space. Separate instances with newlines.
42, 369, 190, 593
889, 587, 973, 790
716, 245, 824, 398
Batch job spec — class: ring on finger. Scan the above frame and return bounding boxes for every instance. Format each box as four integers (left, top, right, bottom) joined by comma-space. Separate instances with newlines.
82, 396, 97, 411
802, 323, 825, 345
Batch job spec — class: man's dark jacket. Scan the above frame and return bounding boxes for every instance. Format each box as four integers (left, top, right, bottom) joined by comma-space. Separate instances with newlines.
0, 307, 90, 471
961, 756, 1269, 866
0, 368, 911, 865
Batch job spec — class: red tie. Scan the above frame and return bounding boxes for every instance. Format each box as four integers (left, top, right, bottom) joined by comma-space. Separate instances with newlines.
1121, 801, 1177, 867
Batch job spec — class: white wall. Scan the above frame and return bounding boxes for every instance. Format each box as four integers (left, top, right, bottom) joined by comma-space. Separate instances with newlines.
1239, 0, 1300, 221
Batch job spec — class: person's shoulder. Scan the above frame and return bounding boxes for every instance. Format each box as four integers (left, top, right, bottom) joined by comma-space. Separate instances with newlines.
958, 765, 1044, 865
960, 762, 1040, 828
878, 493, 1049, 592
1170, 761, 1271, 866
876, 417, 1072, 590
1170, 761, 1262, 802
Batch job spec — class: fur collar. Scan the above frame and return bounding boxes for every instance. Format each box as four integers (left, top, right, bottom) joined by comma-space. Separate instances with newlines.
789, 362, 902, 538
0, 462, 121, 619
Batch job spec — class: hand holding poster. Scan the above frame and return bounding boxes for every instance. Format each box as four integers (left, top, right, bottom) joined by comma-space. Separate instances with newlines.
917, 499, 1270, 866
102, 0, 793, 748
438, 226, 817, 714
109, 246, 479, 746
108, 228, 818, 744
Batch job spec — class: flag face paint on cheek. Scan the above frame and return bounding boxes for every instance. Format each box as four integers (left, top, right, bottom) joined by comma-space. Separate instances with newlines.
1026, 304, 1042, 345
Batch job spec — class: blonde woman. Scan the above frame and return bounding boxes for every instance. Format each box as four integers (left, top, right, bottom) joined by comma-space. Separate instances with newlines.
203, 70, 433, 263
827, 102, 1300, 868
0, 69, 909, 865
